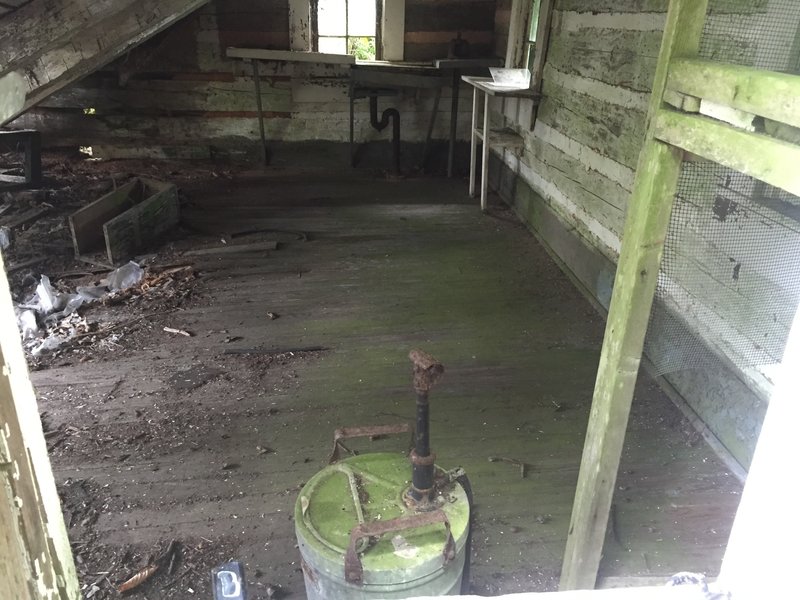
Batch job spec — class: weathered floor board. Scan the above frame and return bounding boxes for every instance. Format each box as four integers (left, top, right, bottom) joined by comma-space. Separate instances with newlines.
32, 171, 741, 597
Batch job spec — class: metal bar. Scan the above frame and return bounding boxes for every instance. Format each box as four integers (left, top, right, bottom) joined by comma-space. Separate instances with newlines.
410, 391, 433, 496
420, 86, 442, 171
468, 87, 478, 197
447, 69, 460, 177
251, 60, 269, 165
480, 92, 489, 212
349, 82, 356, 167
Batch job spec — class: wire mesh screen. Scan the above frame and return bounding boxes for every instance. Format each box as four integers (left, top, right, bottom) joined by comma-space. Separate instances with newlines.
644, 1, 800, 378
702, 0, 800, 73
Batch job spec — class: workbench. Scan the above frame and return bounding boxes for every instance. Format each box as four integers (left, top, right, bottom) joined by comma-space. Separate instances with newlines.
225, 48, 503, 173
462, 76, 539, 212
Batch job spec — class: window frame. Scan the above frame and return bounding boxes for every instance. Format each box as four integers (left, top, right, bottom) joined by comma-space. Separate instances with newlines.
312, 0, 382, 60
290, 1, 405, 61
506, 0, 554, 94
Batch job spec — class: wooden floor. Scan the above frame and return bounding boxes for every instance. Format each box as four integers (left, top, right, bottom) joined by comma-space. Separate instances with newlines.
34, 170, 742, 598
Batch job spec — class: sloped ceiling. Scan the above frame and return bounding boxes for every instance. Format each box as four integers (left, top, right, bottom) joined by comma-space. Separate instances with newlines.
1, 0, 211, 126
0, 0, 34, 18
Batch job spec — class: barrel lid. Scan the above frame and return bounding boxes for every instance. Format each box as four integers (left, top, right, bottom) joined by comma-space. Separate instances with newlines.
295, 453, 469, 581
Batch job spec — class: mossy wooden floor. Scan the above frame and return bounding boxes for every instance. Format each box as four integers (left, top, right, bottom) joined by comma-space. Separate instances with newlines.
34, 170, 741, 597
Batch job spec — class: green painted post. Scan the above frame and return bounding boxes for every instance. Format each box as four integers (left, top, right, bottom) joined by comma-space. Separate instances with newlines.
559, 0, 710, 590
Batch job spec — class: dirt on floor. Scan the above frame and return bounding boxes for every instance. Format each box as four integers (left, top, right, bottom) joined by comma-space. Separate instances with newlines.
4, 151, 740, 599
3, 153, 315, 598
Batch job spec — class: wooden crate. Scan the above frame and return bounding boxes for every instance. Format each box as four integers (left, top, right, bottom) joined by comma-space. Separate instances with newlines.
68, 177, 179, 265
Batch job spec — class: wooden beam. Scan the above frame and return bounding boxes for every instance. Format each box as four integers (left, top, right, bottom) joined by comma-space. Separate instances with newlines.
381, 0, 406, 62
0, 71, 25, 124
653, 109, 800, 198
2, 0, 212, 126
288, 0, 311, 51
226, 47, 355, 65
0, 252, 80, 600
559, 0, 710, 590
667, 59, 800, 130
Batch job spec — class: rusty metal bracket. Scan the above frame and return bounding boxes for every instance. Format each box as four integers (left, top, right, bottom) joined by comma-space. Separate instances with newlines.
328, 423, 414, 464
409, 349, 444, 394
344, 509, 456, 584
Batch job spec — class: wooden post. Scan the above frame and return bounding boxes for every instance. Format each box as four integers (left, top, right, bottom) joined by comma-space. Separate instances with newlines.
0, 253, 79, 599
559, 0, 710, 590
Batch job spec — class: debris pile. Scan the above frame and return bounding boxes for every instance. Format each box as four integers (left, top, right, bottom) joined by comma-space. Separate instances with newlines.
14, 261, 198, 358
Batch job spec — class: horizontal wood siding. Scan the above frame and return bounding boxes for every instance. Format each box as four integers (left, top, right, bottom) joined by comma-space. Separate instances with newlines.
12, 0, 482, 153
404, 0, 498, 61
495, 0, 783, 465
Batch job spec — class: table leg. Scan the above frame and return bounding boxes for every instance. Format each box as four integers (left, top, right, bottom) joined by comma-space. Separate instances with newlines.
251, 60, 269, 165
349, 84, 356, 167
447, 69, 460, 178
481, 92, 490, 212
468, 87, 479, 198
421, 86, 442, 171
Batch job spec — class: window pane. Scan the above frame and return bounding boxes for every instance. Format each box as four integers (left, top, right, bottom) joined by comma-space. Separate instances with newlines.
348, 0, 376, 37
319, 36, 347, 54
528, 0, 542, 42
348, 37, 376, 60
318, 0, 346, 36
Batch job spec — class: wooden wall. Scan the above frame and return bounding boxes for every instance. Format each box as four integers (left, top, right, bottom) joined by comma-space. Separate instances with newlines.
491, 0, 798, 467
404, 0, 497, 61
11, 0, 497, 158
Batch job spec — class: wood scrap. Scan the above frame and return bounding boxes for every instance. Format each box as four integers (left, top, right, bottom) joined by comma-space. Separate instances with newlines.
163, 326, 192, 337
223, 345, 328, 355
488, 456, 531, 478
117, 563, 159, 593
1, 205, 49, 229
6, 255, 47, 273
184, 240, 278, 256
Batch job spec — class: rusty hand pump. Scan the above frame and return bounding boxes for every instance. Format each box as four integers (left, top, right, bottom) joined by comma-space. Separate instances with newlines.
408, 349, 444, 504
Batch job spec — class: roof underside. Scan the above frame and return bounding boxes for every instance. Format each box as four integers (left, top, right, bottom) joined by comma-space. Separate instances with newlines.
0, 0, 33, 18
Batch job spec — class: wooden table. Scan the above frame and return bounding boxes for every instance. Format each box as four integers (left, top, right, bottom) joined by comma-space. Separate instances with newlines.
434, 59, 504, 177
462, 76, 539, 211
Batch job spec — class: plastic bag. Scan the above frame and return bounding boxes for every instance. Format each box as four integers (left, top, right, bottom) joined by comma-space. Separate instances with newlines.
16, 308, 38, 339
106, 261, 144, 291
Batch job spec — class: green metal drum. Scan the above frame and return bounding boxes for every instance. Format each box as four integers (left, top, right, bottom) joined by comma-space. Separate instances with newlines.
295, 452, 470, 599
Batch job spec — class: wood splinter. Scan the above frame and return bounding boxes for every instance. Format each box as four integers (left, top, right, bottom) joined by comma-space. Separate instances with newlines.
163, 326, 192, 337
488, 456, 531, 478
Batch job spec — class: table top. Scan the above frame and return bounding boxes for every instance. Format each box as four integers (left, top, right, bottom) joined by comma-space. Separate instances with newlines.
434, 58, 504, 69
461, 76, 540, 99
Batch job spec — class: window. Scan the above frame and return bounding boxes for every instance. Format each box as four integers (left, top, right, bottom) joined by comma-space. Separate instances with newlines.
505, 0, 553, 89
524, 0, 542, 70
316, 0, 378, 60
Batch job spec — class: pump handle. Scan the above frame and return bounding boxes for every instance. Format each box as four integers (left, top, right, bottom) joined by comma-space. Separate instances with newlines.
344, 509, 456, 584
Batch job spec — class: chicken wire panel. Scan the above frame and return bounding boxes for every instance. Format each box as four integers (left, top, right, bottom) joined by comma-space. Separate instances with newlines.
702, 0, 800, 73
644, 163, 800, 376
643, 1, 800, 377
